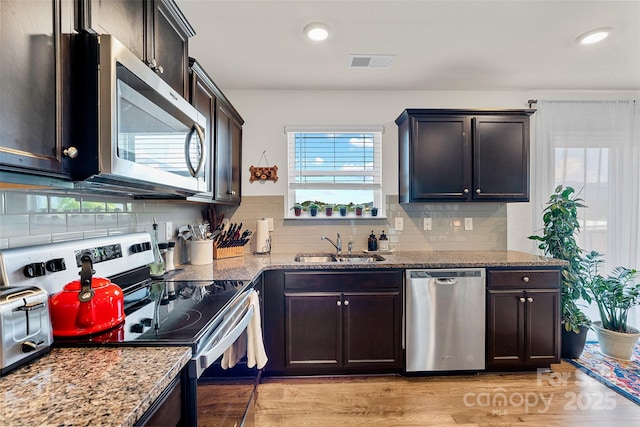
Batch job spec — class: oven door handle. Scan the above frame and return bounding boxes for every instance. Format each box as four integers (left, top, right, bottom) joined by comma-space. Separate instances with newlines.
193, 290, 255, 377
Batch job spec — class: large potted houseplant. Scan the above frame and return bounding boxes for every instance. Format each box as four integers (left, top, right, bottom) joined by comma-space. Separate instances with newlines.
528, 185, 592, 358
581, 250, 640, 360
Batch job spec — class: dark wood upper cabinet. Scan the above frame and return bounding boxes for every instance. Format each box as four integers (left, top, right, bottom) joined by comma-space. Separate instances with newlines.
189, 59, 244, 204
0, 0, 73, 182
214, 101, 243, 204
76, 0, 194, 97
396, 109, 534, 203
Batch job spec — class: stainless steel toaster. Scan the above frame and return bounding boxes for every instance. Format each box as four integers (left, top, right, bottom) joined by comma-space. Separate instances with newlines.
1, 286, 53, 375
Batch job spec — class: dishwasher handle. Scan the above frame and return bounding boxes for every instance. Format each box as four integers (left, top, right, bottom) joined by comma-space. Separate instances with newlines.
435, 278, 458, 285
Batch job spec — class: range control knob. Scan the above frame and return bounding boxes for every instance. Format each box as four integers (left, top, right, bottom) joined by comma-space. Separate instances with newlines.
21, 341, 37, 353
46, 258, 66, 272
130, 323, 144, 334
140, 318, 153, 327
23, 262, 46, 278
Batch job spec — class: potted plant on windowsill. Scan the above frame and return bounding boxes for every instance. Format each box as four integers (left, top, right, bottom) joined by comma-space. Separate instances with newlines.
308, 203, 319, 217
581, 250, 640, 360
528, 185, 592, 359
337, 205, 348, 216
324, 204, 334, 216
354, 205, 364, 216
291, 204, 305, 217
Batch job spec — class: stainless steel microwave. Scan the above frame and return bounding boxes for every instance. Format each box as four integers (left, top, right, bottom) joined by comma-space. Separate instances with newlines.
66, 34, 209, 198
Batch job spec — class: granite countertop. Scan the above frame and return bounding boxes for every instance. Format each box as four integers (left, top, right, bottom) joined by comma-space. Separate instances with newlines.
0, 346, 191, 427
169, 250, 566, 282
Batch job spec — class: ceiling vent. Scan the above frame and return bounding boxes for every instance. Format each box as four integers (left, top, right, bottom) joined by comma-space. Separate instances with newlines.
349, 54, 395, 68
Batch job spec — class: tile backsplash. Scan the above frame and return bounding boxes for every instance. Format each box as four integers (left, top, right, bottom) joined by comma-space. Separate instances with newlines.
0, 191, 507, 258
0, 190, 205, 263
225, 195, 507, 254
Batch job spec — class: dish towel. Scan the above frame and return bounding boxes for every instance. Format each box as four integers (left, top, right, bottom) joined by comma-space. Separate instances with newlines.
221, 330, 246, 369
246, 291, 268, 369
221, 291, 268, 369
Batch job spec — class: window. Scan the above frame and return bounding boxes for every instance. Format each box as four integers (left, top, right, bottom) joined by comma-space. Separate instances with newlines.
533, 100, 640, 329
286, 125, 383, 218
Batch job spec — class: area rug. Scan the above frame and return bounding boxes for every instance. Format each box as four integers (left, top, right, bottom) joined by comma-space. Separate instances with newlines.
565, 342, 640, 405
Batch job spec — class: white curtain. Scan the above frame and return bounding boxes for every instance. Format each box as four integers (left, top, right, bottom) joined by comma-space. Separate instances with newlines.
532, 100, 640, 329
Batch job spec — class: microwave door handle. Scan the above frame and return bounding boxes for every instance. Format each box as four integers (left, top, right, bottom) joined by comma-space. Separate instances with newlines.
185, 123, 206, 178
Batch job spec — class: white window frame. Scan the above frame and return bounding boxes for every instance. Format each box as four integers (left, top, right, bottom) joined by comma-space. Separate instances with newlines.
285, 125, 384, 219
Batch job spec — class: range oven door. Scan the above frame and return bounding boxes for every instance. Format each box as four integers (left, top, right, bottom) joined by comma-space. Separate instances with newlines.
183, 288, 258, 426
191, 288, 255, 378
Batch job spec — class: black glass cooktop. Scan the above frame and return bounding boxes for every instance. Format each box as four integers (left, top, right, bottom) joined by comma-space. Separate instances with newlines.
53, 280, 250, 350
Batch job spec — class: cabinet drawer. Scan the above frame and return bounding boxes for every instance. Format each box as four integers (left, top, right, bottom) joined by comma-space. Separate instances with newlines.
284, 270, 402, 291
487, 269, 561, 289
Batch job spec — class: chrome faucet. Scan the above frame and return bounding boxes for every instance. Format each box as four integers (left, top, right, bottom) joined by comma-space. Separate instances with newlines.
321, 233, 342, 255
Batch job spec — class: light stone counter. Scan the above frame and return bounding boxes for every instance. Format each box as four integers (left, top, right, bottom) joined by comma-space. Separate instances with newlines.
168, 250, 566, 283
0, 346, 191, 427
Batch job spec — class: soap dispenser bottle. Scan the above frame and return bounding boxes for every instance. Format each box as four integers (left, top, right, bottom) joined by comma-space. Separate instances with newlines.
367, 230, 378, 251
378, 231, 389, 251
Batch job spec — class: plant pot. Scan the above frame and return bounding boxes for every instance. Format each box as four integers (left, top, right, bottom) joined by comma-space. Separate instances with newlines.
561, 326, 589, 359
594, 321, 640, 360
325, 207, 333, 217
355, 207, 363, 216
294, 207, 302, 216
309, 207, 318, 217
339, 207, 347, 216
371, 207, 378, 216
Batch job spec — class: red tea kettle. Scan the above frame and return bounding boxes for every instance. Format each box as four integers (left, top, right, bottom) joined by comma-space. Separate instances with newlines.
49, 254, 125, 337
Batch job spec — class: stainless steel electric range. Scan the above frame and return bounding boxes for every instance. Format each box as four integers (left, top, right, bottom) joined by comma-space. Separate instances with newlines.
0, 233, 257, 426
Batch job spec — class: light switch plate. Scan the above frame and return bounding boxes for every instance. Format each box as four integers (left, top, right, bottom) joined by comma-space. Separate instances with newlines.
464, 218, 473, 231
395, 217, 404, 231
423, 217, 432, 231
165, 222, 173, 239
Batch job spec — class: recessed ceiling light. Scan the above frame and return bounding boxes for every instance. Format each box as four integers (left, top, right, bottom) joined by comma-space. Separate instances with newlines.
303, 22, 331, 42
576, 27, 612, 45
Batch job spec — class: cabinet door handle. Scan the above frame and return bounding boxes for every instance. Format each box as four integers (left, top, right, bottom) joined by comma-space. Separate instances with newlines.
519, 297, 526, 303
336, 301, 341, 306
344, 300, 349, 306
63, 147, 78, 159
527, 297, 534, 303
476, 188, 481, 194
463, 188, 469, 194
148, 58, 164, 74
522, 276, 530, 283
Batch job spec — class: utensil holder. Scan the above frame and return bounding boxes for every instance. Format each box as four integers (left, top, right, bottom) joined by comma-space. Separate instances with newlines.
190, 240, 213, 265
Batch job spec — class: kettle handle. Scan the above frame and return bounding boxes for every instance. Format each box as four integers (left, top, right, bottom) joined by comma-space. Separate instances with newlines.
78, 254, 95, 303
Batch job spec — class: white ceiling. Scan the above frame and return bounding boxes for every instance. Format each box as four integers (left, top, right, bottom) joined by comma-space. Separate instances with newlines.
176, 0, 640, 91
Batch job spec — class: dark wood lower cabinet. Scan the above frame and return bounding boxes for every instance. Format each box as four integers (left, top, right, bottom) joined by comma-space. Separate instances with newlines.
264, 270, 402, 376
486, 269, 561, 371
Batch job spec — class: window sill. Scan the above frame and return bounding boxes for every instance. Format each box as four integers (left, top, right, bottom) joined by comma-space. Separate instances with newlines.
285, 215, 387, 220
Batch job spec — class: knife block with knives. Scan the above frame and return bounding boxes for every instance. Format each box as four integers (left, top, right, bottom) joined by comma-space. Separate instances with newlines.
212, 222, 251, 259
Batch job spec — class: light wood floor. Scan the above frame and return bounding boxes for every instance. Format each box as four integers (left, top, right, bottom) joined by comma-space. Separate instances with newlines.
198, 361, 640, 426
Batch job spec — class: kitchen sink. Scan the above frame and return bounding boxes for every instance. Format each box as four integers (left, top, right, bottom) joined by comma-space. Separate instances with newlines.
336, 254, 385, 263
294, 253, 385, 263
294, 254, 337, 262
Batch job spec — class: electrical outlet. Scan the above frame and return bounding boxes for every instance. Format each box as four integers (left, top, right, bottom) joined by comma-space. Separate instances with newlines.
464, 217, 473, 231
395, 217, 404, 231
423, 217, 432, 231
266, 217, 274, 231
165, 222, 173, 239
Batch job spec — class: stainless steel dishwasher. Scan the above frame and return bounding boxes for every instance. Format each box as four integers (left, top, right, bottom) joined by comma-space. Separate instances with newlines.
405, 268, 486, 372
